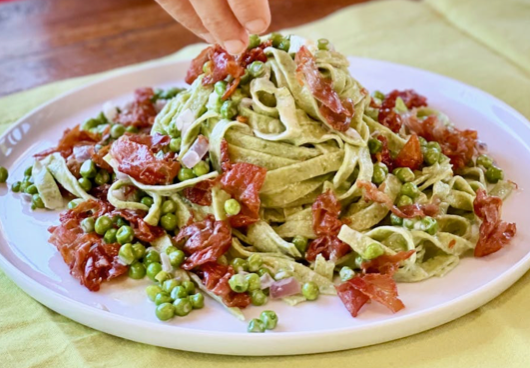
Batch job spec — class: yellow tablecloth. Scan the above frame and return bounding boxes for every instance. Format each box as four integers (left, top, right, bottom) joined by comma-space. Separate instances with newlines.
2, 0, 530, 366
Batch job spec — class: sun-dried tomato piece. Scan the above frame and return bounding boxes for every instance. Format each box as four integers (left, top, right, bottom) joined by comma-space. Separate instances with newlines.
336, 273, 405, 317
238, 40, 271, 67
110, 134, 179, 185
34, 125, 100, 160
335, 280, 370, 317
198, 263, 251, 308
361, 250, 415, 275
185, 46, 211, 85
174, 215, 232, 270
117, 88, 158, 129
220, 162, 267, 228
183, 179, 215, 206
48, 200, 126, 291
405, 115, 478, 170
394, 134, 423, 171
295, 46, 353, 132
90, 144, 113, 172
306, 235, 351, 262
397, 198, 440, 219
220, 138, 232, 172
113, 209, 165, 243
222, 77, 241, 101
373, 135, 394, 170
473, 189, 516, 257
378, 90, 428, 133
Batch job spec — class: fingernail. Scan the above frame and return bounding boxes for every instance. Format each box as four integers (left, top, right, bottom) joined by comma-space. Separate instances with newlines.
245, 19, 267, 33
200, 33, 215, 44
224, 40, 245, 54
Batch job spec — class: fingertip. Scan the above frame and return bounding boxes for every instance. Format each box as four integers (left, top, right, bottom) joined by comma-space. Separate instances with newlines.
245, 19, 268, 34
223, 39, 246, 55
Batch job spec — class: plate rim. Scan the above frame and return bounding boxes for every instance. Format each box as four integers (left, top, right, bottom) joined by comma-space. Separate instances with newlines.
1, 56, 529, 355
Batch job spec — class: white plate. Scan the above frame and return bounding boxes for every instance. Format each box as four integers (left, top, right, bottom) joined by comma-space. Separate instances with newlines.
0, 57, 529, 356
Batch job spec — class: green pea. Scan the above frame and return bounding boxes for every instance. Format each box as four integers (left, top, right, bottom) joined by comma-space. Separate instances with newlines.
0, 167, 8, 183
373, 90, 386, 101
167, 137, 181, 153
169, 250, 185, 268
214, 80, 227, 96
173, 297, 192, 317
340, 266, 355, 282
94, 170, 110, 186
240, 70, 252, 85
248, 34, 261, 49
140, 196, 154, 207
110, 124, 125, 139
31, 193, 45, 209
427, 141, 441, 151
178, 167, 195, 182
220, 100, 237, 120
79, 160, 97, 179
393, 167, 415, 183
302, 281, 319, 301
317, 38, 329, 51
248, 61, 265, 78
224, 198, 241, 215
401, 182, 420, 198
202, 60, 213, 74
81, 118, 100, 131
25, 184, 38, 195
228, 274, 248, 293
155, 303, 175, 321
11, 181, 21, 192
190, 293, 204, 309
277, 38, 290, 52
162, 279, 180, 294
182, 280, 195, 295
424, 148, 441, 166
247, 254, 263, 272
231, 258, 248, 273
155, 270, 172, 283
167, 121, 181, 138
116, 225, 134, 244
192, 161, 210, 177
418, 136, 428, 146
112, 215, 128, 228
81, 217, 95, 233
118, 243, 136, 265
420, 216, 438, 235
292, 235, 308, 253
154, 291, 172, 306
257, 267, 273, 277
477, 154, 493, 169
147, 263, 163, 282
126, 125, 139, 134
354, 255, 364, 269
363, 243, 385, 260
171, 285, 188, 300
270, 32, 284, 48
245, 273, 261, 292
78, 177, 92, 192
160, 213, 178, 231
24, 165, 33, 177
93, 215, 111, 235
390, 213, 403, 226
396, 195, 413, 207
131, 243, 146, 259
160, 200, 176, 215
103, 228, 118, 244
248, 318, 266, 333
250, 289, 268, 306
260, 310, 278, 330
144, 249, 161, 265
486, 166, 503, 183
372, 163, 388, 185
403, 218, 415, 230
128, 262, 146, 279
146, 285, 163, 301
368, 138, 382, 154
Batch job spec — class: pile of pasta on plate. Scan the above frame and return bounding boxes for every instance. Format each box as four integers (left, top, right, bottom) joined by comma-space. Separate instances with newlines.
10, 33, 516, 331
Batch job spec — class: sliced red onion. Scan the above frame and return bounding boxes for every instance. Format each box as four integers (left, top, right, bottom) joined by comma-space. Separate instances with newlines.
176, 108, 195, 131
259, 273, 275, 290
269, 277, 301, 299
181, 135, 209, 169
103, 101, 119, 123
160, 252, 172, 272
73, 145, 93, 162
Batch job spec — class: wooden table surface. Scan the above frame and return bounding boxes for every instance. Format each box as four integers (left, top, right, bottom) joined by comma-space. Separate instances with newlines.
0, 0, 373, 97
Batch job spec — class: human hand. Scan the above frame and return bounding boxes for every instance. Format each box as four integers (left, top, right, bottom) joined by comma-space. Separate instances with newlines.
155, 0, 271, 54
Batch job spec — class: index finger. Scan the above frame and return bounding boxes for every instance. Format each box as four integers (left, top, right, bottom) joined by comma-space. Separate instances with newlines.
227, 0, 271, 34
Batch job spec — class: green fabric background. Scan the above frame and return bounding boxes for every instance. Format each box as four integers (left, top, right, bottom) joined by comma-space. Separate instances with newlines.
2, 0, 530, 366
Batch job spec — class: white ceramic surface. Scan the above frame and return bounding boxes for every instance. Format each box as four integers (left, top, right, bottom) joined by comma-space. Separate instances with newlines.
0, 58, 529, 356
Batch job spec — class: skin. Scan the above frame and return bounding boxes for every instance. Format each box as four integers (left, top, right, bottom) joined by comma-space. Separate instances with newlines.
155, 0, 271, 54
